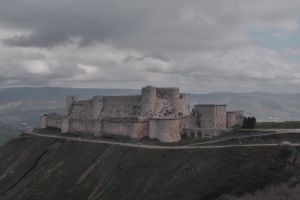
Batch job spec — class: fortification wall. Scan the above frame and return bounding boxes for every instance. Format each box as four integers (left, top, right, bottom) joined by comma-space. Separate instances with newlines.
69, 100, 94, 120
180, 93, 191, 111
215, 105, 226, 128
66, 96, 78, 115
156, 88, 180, 99
149, 119, 181, 142
193, 105, 216, 128
141, 86, 157, 116
102, 121, 148, 138
226, 111, 244, 128
153, 98, 190, 118
40, 116, 47, 129
91, 96, 104, 119
236, 111, 244, 126
101, 96, 141, 118
69, 119, 96, 134
226, 112, 237, 128
40, 86, 243, 142
193, 105, 226, 129
46, 114, 63, 129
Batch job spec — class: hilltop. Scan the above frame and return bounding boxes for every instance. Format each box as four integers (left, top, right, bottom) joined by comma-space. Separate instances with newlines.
1, 87, 300, 143
0, 134, 300, 200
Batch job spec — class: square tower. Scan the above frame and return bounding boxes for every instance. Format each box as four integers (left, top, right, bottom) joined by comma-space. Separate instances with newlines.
193, 104, 227, 129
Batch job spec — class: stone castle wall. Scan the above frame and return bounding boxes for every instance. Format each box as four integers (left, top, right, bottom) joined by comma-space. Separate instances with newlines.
148, 117, 191, 142
215, 105, 227, 128
193, 105, 214, 128
69, 100, 94, 119
45, 114, 64, 129
69, 119, 96, 134
149, 119, 181, 142
192, 105, 227, 129
101, 96, 141, 118
102, 120, 148, 139
226, 111, 244, 128
40, 86, 244, 142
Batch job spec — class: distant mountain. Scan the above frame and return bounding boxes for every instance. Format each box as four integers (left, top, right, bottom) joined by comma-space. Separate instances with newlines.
0, 87, 140, 103
0, 87, 140, 137
191, 92, 300, 121
0, 87, 300, 138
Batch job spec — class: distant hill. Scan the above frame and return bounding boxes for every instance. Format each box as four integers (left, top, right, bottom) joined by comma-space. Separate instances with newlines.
191, 92, 300, 121
0, 87, 140, 137
0, 87, 300, 137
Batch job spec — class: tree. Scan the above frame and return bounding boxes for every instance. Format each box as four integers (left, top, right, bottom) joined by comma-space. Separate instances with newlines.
242, 116, 256, 129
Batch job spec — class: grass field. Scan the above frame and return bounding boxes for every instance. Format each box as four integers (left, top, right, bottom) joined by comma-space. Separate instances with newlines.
256, 121, 300, 129
0, 127, 20, 146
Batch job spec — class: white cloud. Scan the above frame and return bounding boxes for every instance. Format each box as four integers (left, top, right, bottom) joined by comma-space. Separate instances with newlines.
24, 60, 50, 74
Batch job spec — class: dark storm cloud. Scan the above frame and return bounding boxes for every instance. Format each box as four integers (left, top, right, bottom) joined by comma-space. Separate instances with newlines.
0, 0, 300, 92
0, 0, 253, 51
0, 0, 298, 50
0, 0, 150, 47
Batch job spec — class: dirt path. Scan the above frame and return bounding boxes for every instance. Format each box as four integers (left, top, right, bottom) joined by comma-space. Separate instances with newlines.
188, 129, 300, 147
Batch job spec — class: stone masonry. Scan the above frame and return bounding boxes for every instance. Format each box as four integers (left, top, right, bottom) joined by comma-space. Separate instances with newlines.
41, 86, 244, 142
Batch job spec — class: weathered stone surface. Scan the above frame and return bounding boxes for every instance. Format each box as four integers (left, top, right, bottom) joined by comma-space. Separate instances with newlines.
61, 118, 70, 133
149, 119, 181, 142
192, 105, 227, 129
40, 86, 244, 142
40, 116, 47, 129
44, 113, 63, 129
226, 111, 244, 128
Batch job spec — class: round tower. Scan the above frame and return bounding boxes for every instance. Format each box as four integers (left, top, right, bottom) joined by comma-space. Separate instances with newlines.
141, 86, 157, 116
179, 93, 191, 114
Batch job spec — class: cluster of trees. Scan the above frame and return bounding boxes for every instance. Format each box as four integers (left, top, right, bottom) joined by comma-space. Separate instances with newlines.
242, 116, 256, 129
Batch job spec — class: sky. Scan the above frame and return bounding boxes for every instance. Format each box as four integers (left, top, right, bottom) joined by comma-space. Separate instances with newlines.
0, 0, 300, 93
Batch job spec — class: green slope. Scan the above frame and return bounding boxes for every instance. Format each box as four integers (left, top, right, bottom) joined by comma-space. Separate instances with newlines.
0, 135, 299, 200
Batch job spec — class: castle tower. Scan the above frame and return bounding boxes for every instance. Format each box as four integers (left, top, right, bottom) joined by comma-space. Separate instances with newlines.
226, 111, 244, 128
66, 95, 78, 115
193, 104, 227, 129
40, 115, 48, 128
156, 87, 180, 99
141, 86, 157, 116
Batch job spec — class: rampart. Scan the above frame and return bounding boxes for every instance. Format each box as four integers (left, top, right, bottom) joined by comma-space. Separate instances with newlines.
42, 113, 64, 129
40, 86, 244, 142
192, 104, 227, 129
226, 111, 244, 128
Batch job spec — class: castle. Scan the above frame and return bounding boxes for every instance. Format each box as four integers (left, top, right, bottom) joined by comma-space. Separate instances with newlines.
40, 86, 244, 142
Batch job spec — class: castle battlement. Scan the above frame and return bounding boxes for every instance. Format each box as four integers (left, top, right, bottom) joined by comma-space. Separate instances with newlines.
41, 86, 244, 142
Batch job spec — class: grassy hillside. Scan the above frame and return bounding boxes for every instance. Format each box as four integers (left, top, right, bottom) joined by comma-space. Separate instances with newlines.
256, 121, 300, 129
0, 135, 299, 200
0, 126, 19, 146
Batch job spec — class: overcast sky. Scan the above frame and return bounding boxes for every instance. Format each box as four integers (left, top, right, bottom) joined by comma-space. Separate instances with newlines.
1, 0, 300, 93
